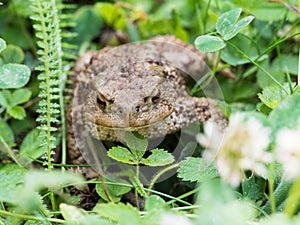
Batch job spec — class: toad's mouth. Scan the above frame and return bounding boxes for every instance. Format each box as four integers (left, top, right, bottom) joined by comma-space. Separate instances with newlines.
88, 111, 173, 130
95, 121, 161, 131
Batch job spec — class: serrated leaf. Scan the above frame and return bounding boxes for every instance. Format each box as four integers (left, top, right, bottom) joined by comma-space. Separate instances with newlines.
107, 146, 137, 165
145, 195, 166, 212
194, 35, 226, 52
0, 38, 6, 53
125, 131, 148, 160
216, 8, 242, 37
269, 93, 300, 132
258, 83, 293, 109
223, 16, 254, 40
20, 129, 46, 163
177, 157, 218, 182
94, 203, 140, 225
11, 88, 32, 105
140, 149, 174, 166
0, 63, 31, 89
96, 174, 131, 202
7, 105, 26, 120
0, 45, 25, 64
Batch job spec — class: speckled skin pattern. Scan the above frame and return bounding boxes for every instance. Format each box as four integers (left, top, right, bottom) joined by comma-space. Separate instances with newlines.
67, 36, 227, 166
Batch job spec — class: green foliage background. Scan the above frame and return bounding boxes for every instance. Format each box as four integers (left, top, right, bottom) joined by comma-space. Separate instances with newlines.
0, 0, 299, 224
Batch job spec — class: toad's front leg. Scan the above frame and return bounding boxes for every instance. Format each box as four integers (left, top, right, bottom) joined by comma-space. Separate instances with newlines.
164, 97, 227, 134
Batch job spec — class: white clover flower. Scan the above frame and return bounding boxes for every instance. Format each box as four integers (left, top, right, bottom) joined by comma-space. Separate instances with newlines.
197, 113, 273, 187
160, 212, 194, 225
275, 123, 300, 180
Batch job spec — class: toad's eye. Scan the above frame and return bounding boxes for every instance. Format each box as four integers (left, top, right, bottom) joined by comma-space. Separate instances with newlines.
144, 90, 161, 104
97, 94, 114, 109
151, 91, 160, 103
96, 96, 107, 109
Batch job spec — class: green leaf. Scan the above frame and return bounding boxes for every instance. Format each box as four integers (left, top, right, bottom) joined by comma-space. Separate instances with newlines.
140, 149, 174, 166
0, 117, 14, 147
216, 8, 242, 37
258, 83, 293, 109
194, 35, 226, 52
96, 174, 131, 202
0, 45, 25, 64
0, 63, 31, 89
242, 175, 262, 201
107, 146, 137, 165
0, 90, 11, 108
223, 16, 254, 40
11, 88, 32, 105
141, 210, 164, 225
272, 54, 299, 76
216, 8, 253, 41
269, 93, 300, 132
0, 165, 26, 204
20, 129, 46, 163
256, 60, 286, 88
60, 203, 111, 225
177, 157, 218, 182
145, 195, 166, 212
94, 3, 126, 29
125, 131, 148, 160
73, 6, 104, 44
22, 171, 84, 194
250, 1, 295, 21
0, 38, 6, 53
7, 105, 26, 120
196, 179, 255, 225
94, 203, 140, 225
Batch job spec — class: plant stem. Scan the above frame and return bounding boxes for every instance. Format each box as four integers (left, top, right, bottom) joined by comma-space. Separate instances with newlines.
297, 48, 300, 86
144, 188, 192, 206
148, 163, 179, 192
0, 209, 65, 224
284, 176, 300, 216
268, 162, 276, 214
135, 163, 140, 209
258, 32, 300, 57
167, 186, 201, 205
0, 136, 23, 167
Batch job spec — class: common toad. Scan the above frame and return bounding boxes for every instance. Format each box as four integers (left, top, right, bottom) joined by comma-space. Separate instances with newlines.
67, 36, 227, 166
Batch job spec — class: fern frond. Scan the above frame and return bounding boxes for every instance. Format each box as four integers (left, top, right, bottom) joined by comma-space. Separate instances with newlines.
31, 0, 77, 172
30, 0, 63, 171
